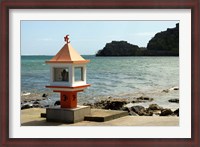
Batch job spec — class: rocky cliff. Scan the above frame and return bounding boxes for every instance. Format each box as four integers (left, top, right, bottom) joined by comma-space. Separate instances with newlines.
96, 23, 179, 56
147, 23, 179, 53
96, 41, 140, 56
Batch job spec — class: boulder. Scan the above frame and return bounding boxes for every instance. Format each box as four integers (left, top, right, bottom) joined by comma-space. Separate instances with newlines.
162, 89, 169, 93
137, 96, 154, 101
104, 101, 126, 110
174, 108, 179, 116
160, 109, 173, 116
54, 100, 60, 106
149, 110, 161, 116
93, 100, 106, 109
132, 96, 154, 103
131, 105, 146, 116
44, 105, 50, 108
33, 104, 42, 108
21, 103, 33, 110
173, 87, 179, 90
92, 98, 128, 110
33, 101, 40, 105
131, 105, 154, 116
83, 103, 93, 107
168, 99, 179, 103
148, 104, 163, 110
42, 93, 48, 97
122, 107, 138, 116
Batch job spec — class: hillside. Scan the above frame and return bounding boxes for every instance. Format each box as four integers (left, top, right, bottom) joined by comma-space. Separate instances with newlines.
147, 23, 179, 52
96, 23, 179, 56
96, 41, 140, 56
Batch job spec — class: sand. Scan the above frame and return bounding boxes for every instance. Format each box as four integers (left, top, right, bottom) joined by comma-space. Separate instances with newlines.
21, 108, 179, 126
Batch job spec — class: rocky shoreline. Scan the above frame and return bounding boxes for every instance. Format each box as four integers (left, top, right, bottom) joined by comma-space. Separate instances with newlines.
21, 87, 179, 117
83, 96, 179, 117
21, 92, 51, 109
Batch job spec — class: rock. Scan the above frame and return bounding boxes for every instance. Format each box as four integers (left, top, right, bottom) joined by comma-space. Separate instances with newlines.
149, 110, 161, 116
104, 101, 126, 110
148, 104, 163, 110
32, 104, 41, 108
147, 23, 179, 55
131, 100, 139, 103
162, 89, 169, 93
33, 101, 40, 105
96, 41, 140, 56
42, 93, 48, 97
122, 107, 138, 116
21, 103, 33, 110
22, 92, 31, 96
129, 111, 138, 116
131, 105, 153, 116
96, 23, 179, 57
168, 99, 179, 103
160, 109, 173, 116
122, 106, 129, 111
174, 109, 179, 116
83, 103, 93, 107
92, 98, 128, 110
144, 111, 153, 116
173, 87, 179, 90
137, 96, 153, 101
132, 96, 154, 103
93, 100, 106, 109
44, 105, 50, 108
131, 105, 146, 116
163, 87, 179, 93
54, 100, 60, 106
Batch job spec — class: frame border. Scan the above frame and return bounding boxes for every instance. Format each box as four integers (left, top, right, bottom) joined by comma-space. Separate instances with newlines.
1, 0, 199, 146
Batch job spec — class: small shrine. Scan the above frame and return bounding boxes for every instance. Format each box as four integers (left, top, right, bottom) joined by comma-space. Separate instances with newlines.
45, 35, 91, 123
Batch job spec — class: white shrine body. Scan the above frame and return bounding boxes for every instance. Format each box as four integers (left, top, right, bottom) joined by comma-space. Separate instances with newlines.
48, 60, 88, 89
45, 35, 90, 108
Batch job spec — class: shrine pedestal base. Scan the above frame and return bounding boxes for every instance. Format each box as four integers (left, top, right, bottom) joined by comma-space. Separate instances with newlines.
46, 105, 91, 123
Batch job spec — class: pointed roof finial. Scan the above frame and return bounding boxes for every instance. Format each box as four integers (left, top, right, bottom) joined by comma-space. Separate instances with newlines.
64, 35, 70, 44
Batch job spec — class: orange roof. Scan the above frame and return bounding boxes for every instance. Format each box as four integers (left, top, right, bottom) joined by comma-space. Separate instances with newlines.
46, 36, 90, 64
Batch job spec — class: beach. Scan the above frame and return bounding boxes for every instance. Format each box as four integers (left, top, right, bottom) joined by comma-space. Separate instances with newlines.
21, 108, 179, 126
21, 86, 179, 125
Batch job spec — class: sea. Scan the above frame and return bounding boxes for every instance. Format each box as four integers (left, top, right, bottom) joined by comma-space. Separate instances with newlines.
21, 55, 179, 110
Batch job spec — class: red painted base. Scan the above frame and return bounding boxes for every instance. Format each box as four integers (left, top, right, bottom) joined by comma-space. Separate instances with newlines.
60, 91, 78, 108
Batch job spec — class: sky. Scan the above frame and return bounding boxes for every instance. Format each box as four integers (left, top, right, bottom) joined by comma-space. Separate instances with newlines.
21, 20, 179, 55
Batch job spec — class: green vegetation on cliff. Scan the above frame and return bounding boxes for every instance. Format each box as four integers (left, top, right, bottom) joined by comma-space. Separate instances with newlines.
147, 23, 179, 52
96, 41, 140, 56
96, 23, 179, 56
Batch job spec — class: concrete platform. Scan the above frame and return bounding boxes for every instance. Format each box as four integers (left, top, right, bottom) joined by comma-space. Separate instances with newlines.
21, 108, 179, 126
84, 109, 128, 122
46, 105, 91, 123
